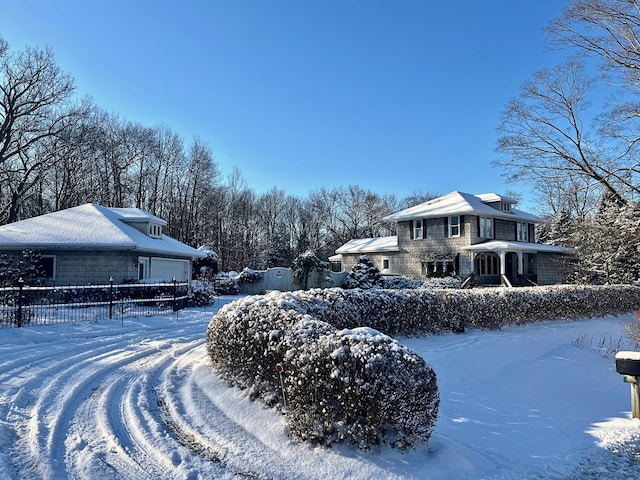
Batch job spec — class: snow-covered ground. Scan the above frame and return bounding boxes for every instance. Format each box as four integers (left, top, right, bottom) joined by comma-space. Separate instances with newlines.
0, 295, 638, 479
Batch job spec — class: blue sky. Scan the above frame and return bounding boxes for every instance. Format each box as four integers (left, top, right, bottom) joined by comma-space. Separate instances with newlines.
1, 1, 568, 208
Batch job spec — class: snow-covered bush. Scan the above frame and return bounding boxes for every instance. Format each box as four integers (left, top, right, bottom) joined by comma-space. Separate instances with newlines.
188, 281, 216, 306
283, 326, 439, 449
238, 267, 263, 283
293, 250, 328, 290
193, 246, 219, 281
342, 255, 383, 289
382, 276, 462, 290
213, 272, 239, 295
206, 284, 640, 450
206, 292, 440, 450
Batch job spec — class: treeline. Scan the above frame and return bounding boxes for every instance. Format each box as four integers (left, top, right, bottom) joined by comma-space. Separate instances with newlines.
0, 37, 433, 271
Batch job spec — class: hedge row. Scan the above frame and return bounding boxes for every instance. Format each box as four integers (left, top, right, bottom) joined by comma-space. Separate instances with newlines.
206, 284, 640, 450
289, 284, 640, 336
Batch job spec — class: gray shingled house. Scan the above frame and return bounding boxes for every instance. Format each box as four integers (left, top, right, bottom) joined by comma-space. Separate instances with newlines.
333, 191, 573, 286
0, 203, 206, 285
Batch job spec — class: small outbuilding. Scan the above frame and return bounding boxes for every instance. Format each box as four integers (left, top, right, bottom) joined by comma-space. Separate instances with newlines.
0, 203, 206, 285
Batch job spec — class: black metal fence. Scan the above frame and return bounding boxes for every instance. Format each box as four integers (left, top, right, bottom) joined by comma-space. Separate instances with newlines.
0, 279, 190, 327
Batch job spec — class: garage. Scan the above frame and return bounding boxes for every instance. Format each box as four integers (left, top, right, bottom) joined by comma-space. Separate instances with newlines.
149, 257, 190, 282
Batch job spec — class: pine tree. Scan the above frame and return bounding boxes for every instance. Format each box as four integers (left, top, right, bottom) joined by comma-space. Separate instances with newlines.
343, 255, 383, 289
292, 250, 328, 290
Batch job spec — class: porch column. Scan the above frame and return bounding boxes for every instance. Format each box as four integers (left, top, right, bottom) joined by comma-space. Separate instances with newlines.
499, 251, 506, 275
517, 251, 523, 275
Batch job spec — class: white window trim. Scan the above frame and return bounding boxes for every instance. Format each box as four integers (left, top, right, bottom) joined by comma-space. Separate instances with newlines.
148, 223, 163, 239
138, 256, 150, 280
414, 219, 424, 240
382, 257, 392, 274
449, 215, 460, 237
479, 216, 493, 238
517, 222, 529, 242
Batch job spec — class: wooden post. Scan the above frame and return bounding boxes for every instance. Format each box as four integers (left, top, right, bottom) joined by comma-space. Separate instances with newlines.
626, 376, 640, 419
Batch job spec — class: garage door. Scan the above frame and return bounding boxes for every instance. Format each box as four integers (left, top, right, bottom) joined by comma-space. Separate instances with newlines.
149, 257, 190, 282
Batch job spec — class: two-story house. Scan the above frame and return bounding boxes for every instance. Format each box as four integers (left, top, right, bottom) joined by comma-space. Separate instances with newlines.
333, 191, 573, 286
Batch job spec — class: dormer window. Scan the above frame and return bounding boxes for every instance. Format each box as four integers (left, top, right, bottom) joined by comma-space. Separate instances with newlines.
149, 223, 162, 238
500, 202, 512, 213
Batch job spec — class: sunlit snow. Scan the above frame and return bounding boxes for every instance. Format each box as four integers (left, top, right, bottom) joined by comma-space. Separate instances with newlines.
0, 297, 638, 479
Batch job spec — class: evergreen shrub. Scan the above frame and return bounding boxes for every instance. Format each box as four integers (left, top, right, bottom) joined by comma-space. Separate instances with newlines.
206, 284, 640, 449
206, 292, 440, 450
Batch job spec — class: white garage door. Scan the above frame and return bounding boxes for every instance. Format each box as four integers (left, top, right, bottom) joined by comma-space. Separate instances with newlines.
149, 258, 190, 282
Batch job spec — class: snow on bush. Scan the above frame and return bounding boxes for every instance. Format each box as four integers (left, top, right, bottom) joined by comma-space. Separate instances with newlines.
188, 280, 216, 306
342, 255, 383, 289
283, 326, 439, 450
212, 272, 239, 295
238, 267, 263, 283
382, 276, 462, 290
206, 291, 439, 450
206, 284, 640, 449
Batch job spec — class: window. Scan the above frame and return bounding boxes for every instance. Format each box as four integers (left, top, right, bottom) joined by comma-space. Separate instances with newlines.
149, 223, 163, 239
421, 260, 454, 277
500, 201, 512, 212
39, 256, 55, 280
475, 253, 499, 276
449, 216, 460, 237
479, 217, 493, 238
382, 257, 391, 273
138, 257, 149, 280
517, 222, 529, 242
414, 219, 425, 239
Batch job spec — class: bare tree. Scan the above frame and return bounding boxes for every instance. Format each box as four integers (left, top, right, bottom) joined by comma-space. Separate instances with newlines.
548, 0, 640, 87
309, 185, 397, 253
0, 38, 83, 222
494, 59, 633, 207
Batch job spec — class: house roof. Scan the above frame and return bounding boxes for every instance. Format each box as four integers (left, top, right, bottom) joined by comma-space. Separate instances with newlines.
335, 236, 399, 255
0, 203, 206, 258
461, 240, 574, 254
383, 191, 541, 223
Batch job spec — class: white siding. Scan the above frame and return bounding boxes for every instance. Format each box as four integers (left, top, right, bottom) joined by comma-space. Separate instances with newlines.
149, 258, 190, 282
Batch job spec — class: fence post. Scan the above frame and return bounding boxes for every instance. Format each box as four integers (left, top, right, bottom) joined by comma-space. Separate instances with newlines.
109, 277, 114, 319
172, 277, 178, 320
16, 277, 24, 327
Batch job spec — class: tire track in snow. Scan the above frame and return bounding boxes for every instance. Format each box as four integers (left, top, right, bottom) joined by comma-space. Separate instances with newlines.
22, 345, 161, 478
1, 320, 218, 478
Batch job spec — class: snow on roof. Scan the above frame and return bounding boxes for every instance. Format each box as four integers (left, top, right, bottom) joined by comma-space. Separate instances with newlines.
461, 240, 574, 254
335, 236, 399, 254
108, 206, 167, 226
0, 203, 205, 258
383, 191, 540, 223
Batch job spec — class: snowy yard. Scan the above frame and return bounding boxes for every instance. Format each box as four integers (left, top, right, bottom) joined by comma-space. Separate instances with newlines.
0, 295, 639, 479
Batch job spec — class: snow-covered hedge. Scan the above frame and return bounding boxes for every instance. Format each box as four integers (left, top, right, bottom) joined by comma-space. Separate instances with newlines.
286, 284, 640, 335
382, 276, 462, 290
206, 284, 640, 449
206, 293, 439, 450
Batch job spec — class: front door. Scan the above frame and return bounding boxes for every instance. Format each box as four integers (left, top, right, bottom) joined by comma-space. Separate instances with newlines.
505, 252, 518, 284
